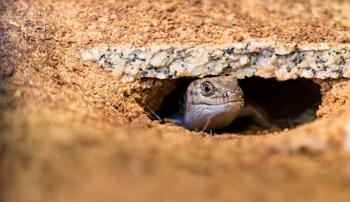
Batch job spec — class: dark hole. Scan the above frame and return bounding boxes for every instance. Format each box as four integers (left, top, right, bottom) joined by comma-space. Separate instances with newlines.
156, 78, 192, 121
155, 77, 322, 134
219, 77, 321, 134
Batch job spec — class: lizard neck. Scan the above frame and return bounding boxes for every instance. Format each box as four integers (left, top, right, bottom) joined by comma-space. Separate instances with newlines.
184, 103, 242, 131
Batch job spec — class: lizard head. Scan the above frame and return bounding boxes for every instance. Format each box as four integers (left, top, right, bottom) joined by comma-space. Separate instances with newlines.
184, 75, 244, 131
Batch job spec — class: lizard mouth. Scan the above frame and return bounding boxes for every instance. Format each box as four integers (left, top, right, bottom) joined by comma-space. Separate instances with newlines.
222, 99, 244, 105
195, 100, 243, 106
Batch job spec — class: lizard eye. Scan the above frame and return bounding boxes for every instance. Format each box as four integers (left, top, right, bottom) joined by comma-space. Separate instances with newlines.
201, 81, 215, 96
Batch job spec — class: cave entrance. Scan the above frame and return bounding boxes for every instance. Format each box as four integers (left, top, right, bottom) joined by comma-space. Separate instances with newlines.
155, 77, 322, 134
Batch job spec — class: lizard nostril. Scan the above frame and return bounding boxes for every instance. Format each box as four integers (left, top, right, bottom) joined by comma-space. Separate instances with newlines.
224, 90, 233, 98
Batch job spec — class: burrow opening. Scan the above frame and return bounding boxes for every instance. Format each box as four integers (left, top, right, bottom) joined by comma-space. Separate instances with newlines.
153, 77, 322, 134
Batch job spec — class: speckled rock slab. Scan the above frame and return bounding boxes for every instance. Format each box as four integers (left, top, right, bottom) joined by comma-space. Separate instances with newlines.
80, 41, 350, 82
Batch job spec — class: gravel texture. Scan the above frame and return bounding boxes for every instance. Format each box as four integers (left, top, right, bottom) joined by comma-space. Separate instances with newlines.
81, 42, 350, 81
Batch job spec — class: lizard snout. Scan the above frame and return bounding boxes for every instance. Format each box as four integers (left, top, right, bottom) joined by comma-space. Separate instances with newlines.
223, 89, 243, 102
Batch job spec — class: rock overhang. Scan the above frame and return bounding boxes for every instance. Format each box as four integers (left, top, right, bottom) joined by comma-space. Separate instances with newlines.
80, 40, 350, 82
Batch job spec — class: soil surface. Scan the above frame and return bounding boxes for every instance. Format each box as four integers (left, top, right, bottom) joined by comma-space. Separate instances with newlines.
1, 0, 350, 202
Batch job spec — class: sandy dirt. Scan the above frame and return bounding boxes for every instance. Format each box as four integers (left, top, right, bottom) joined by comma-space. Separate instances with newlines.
1, 0, 350, 202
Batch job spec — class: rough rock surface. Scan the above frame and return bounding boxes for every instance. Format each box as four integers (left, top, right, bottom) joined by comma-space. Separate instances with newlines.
1, 0, 350, 202
81, 43, 350, 81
